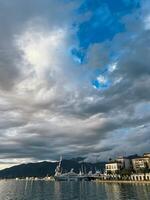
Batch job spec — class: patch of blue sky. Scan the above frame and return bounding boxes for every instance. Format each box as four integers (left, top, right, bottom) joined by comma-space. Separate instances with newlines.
68, 0, 141, 88
76, 0, 140, 48
92, 71, 111, 90
77, 13, 125, 48
70, 47, 87, 64
109, 51, 121, 60
92, 78, 111, 90
91, 61, 119, 90
78, 0, 140, 15
94, 67, 108, 76
77, 9, 124, 47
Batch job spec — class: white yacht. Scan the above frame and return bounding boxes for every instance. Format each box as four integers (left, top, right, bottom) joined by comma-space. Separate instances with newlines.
54, 157, 87, 181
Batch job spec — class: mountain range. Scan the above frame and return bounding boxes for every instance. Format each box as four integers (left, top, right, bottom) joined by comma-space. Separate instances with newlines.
0, 158, 106, 178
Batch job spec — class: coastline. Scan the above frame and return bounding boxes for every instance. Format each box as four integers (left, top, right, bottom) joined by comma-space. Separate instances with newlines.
0, 178, 150, 184
94, 180, 150, 184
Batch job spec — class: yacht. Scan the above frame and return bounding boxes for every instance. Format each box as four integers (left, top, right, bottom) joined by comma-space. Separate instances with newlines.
54, 157, 87, 181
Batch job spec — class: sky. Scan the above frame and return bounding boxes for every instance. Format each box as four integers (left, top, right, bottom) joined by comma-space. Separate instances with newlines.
0, 0, 150, 169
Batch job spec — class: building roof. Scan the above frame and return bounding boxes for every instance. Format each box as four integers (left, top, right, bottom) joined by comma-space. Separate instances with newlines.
106, 161, 120, 164
126, 154, 139, 159
132, 156, 150, 160
143, 153, 150, 157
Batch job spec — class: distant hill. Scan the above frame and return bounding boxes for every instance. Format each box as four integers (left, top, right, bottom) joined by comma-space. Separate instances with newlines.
0, 159, 106, 178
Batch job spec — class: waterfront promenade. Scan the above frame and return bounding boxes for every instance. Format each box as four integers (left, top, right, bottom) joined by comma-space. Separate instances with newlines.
95, 180, 150, 184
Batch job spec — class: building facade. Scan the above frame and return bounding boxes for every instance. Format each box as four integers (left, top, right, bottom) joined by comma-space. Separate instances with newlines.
116, 157, 131, 169
105, 156, 131, 174
105, 162, 123, 174
132, 153, 150, 171
131, 173, 150, 181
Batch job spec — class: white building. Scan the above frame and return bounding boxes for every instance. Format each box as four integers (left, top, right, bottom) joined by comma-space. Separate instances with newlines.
143, 153, 150, 157
105, 162, 123, 174
105, 156, 131, 174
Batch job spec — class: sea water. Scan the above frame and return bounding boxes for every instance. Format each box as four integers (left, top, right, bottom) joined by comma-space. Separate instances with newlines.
0, 180, 149, 200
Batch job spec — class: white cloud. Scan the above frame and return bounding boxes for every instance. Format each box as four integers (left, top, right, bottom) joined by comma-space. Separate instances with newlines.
14, 21, 77, 106
97, 75, 107, 84
16, 25, 69, 79
144, 15, 150, 30
108, 62, 117, 72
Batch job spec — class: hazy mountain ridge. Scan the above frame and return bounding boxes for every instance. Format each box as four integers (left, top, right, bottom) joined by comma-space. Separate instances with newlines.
0, 159, 106, 178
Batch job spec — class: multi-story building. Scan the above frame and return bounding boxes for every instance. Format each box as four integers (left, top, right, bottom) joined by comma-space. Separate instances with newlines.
105, 153, 150, 174
132, 153, 150, 171
105, 161, 123, 174
105, 155, 132, 174
116, 156, 131, 169
143, 153, 150, 157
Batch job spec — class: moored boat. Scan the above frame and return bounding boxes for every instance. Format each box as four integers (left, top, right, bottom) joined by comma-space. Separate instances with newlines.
54, 157, 88, 181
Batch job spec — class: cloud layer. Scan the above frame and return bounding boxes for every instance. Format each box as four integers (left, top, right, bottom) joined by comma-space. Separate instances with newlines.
0, 0, 149, 168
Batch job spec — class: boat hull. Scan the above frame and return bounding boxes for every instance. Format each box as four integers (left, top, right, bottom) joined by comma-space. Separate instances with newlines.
54, 175, 89, 181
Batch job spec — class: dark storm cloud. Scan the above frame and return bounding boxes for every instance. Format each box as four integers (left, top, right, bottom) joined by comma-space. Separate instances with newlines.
0, 50, 20, 90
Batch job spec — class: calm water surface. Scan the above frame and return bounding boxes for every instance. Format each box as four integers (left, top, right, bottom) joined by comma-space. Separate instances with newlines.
0, 180, 149, 200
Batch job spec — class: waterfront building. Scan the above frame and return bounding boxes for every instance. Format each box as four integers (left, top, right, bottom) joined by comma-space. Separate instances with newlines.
105, 156, 131, 174
132, 153, 150, 171
105, 162, 123, 174
131, 173, 150, 181
143, 153, 150, 157
116, 156, 131, 169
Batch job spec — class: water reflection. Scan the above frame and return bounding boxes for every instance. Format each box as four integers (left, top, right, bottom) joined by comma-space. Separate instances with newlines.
0, 180, 149, 200
102, 182, 150, 200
